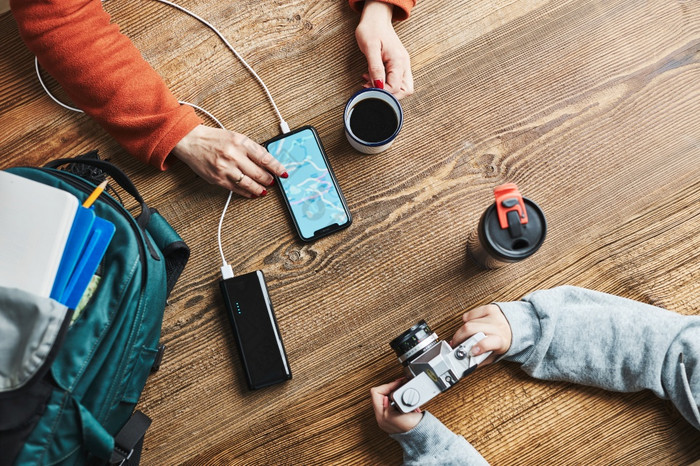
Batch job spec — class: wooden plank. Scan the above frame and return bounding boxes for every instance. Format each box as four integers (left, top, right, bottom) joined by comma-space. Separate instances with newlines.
1, 0, 698, 463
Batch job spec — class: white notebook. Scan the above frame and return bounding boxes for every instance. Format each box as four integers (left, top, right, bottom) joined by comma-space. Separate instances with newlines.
0, 171, 79, 297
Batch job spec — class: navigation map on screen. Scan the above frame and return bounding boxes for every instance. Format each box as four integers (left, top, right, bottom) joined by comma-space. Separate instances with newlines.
267, 128, 348, 239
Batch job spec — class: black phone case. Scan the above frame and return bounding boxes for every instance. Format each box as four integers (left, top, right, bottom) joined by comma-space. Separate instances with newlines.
263, 125, 352, 242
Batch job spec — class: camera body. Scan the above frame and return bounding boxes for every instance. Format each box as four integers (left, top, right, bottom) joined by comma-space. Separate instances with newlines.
390, 321, 490, 413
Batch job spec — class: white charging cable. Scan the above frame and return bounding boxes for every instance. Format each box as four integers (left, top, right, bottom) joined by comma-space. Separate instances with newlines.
35, 0, 290, 133
33, 0, 291, 279
152, 0, 290, 134
181, 102, 235, 279
35, 57, 83, 113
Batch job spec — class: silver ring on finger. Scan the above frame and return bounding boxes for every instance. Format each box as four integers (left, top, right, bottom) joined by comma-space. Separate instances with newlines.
235, 173, 245, 184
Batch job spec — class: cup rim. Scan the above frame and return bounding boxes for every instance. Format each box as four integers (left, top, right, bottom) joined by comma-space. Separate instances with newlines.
344, 88, 404, 147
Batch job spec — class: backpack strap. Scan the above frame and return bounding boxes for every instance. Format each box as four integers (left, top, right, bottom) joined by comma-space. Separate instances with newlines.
76, 401, 151, 466
109, 411, 151, 465
44, 157, 153, 229
144, 210, 190, 298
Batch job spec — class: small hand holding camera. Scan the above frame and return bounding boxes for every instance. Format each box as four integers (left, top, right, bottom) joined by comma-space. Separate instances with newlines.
389, 320, 491, 413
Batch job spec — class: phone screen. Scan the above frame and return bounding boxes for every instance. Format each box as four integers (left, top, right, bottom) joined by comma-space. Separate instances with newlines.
265, 127, 351, 241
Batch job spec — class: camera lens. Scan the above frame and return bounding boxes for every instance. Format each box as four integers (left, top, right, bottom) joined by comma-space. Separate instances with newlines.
390, 320, 439, 366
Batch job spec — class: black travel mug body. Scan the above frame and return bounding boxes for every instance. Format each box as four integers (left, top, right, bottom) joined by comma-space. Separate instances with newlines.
467, 183, 547, 269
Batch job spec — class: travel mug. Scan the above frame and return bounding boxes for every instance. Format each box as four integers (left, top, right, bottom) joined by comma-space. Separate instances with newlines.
467, 183, 547, 269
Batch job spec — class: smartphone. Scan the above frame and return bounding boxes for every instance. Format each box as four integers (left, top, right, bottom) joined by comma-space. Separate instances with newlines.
264, 126, 352, 241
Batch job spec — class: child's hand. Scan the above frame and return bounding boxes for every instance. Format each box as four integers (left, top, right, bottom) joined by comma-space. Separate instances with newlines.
355, 0, 414, 99
449, 304, 513, 365
370, 378, 423, 434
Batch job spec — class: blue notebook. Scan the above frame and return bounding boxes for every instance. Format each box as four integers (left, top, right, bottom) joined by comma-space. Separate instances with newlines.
59, 216, 115, 309
50, 207, 96, 302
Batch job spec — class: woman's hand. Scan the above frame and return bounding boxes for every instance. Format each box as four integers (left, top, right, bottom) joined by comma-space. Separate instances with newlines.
172, 125, 288, 198
450, 304, 513, 365
370, 378, 423, 434
355, 0, 414, 99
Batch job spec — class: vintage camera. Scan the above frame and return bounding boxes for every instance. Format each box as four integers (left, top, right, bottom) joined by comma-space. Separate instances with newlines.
390, 320, 490, 413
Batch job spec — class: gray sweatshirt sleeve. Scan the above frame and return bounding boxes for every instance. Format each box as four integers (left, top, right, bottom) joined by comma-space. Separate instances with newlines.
389, 411, 489, 465
497, 285, 700, 430
389, 286, 700, 465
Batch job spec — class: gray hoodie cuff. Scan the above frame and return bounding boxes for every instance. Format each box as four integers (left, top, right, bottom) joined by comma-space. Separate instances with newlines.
494, 300, 540, 364
390, 411, 443, 454
390, 411, 488, 465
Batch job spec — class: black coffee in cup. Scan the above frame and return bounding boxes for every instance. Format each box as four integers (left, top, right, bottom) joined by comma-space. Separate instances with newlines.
467, 183, 546, 269
349, 98, 399, 143
344, 88, 403, 154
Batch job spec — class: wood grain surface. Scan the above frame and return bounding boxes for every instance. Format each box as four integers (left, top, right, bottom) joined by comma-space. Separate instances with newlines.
2, 0, 699, 464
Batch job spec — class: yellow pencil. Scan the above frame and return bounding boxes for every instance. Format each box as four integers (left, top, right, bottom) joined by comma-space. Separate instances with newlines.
82, 180, 108, 208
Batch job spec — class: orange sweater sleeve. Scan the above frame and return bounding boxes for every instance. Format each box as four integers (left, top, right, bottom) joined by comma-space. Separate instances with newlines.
10, 0, 203, 170
348, 0, 417, 21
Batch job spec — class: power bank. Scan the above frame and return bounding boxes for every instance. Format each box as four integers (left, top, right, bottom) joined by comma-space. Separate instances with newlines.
219, 270, 292, 390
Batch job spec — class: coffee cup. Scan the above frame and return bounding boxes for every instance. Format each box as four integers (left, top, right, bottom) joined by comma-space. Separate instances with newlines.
344, 88, 403, 154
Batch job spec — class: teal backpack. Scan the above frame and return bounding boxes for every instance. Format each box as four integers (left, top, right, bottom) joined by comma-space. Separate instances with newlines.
0, 155, 189, 465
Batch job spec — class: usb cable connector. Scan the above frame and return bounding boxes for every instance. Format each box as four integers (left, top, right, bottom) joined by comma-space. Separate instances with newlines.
221, 263, 234, 280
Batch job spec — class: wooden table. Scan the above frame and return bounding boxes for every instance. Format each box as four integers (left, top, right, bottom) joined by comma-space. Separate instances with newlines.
2, 0, 699, 464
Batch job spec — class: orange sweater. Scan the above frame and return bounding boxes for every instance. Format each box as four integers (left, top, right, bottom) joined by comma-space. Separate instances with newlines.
11, 0, 416, 170
348, 0, 416, 21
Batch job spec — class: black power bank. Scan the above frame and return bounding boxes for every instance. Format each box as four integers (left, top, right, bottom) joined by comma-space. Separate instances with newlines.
219, 270, 292, 390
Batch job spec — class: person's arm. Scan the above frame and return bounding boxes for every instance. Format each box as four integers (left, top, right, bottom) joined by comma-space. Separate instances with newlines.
349, 0, 417, 21
498, 286, 700, 429
11, 0, 286, 197
352, 0, 414, 99
370, 379, 489, 465
390, 412, 489, 466
10, 0, 201, 170
453, 286, 700, 430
